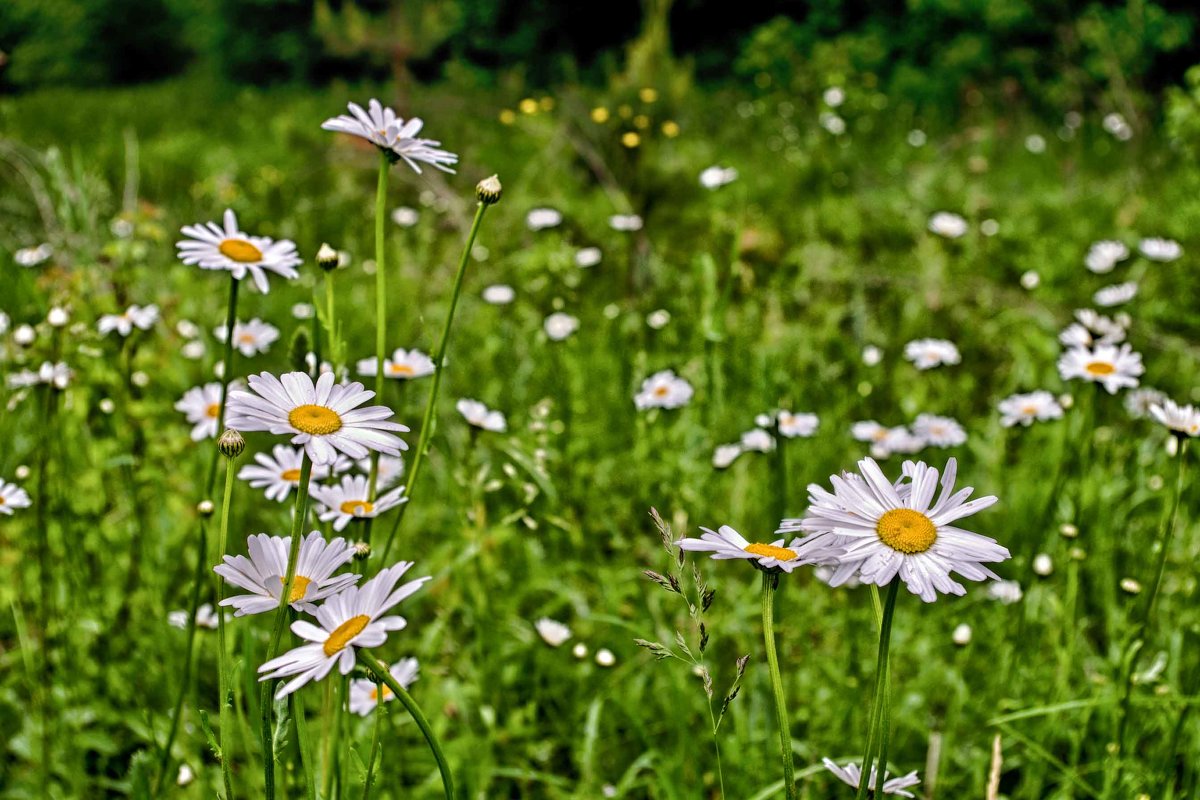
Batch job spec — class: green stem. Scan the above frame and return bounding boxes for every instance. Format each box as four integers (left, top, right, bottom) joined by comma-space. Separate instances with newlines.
325, 269, 339, 372
705, 702, 726, 800
217, 454, 238, 800
359, 650, 455, 800
1139, 439, 1188, 632
261, 455, 313, 800
380, 200, 491, 566
856, 580, 900, 800
761, 572, 797, 800
367, 152, 389, 510
292, 690, 317, 800
323, 679, 342, 799
362, 676, 386, 800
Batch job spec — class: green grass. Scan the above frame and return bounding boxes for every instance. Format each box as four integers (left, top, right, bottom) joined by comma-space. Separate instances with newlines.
1, 74, 1200, 798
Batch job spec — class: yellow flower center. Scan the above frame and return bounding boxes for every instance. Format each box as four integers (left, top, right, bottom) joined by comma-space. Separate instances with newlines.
288, 404, 342, 435
340, 500, 375, 516
238, 333, 257, 345
218, 238, 264, 263
280, 468, 301, 482
205, 403, 220, 418
388, 363, 415, 376
369, 684, 394, 703
653, 385, 670, 397
324, 614, 371, 657
744, 542, 798, 561
1021, 405, 1038, 415
0, 497, 5, 505
1085, 361, 1116, 376
280, 575, 312, 603
876, 508, 938, 554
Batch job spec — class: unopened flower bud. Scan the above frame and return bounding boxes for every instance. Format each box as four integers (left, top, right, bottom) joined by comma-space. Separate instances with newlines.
352, 541, 371, 561
218, 429, 245, 459
476, 175, 503, 205
317, 243, 339, 272
197, 500, 215, 516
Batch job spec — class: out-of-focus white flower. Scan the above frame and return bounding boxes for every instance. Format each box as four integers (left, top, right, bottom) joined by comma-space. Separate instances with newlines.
216, 318, 280, 357
526, 208, 563, 231
1138, 237, 1182, 262
699, 166, 739, 189
1126, 388, 1168, 420
608, 214, 643, 232
646, 309, 671, 330
634, 370, 693, 410
998, 391, 1063, 428
952, 623, 972, 646
391, 207, 419, 227
862, 345, 882, 366
777, 411, 818, 438
712, 444, 742, 469
575, 247, 602, 268
534, 617, 572, 647
595, 648, 616, 667
904, 339, 961, 370
15, 244, 52, 267
987, 580, 1023, 604
47, 307, 69, 327
1093, 282, 1137, 307
823, 86, 845, 107
740, 428, 775, 452
1150, 399, 1200, 437
457, 398, 507, 432
1020, 270, 1040, 290
1058, 344, 1143, 394
928, 212, 968, 239
1033, 553, 1054, 576
907, 130, 927, 147
543, 312, 580, 342
98, 304, 159, 337
1025, 134, 1046, 153
819, 112, 846, 135
912, 414, 966, 447
482, 284, 515, 305
1085, 240, 1129, 274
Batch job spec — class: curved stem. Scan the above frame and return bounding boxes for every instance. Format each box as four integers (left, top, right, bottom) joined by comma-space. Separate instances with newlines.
216, 455, 238, 800
367, 152, 389, 513
761, 572, 797, 800
260, 454, 313, 799
856, 580, 900, 800
380, 201, 490, 566
359, 649, 454, 800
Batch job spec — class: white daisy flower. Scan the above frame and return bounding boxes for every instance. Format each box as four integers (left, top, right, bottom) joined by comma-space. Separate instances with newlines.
927, 212, 968, 239
608, 214, 643, 232
903, 338, 961, 370
677, 525, 834, 574
1085, 240, 1129, 274
391, 206, 419, 227
1093, 282, 1137, 307
238, 445, 334, 502
699, 166, 738, 189
226, 371, 408, 466
634, 370, 693, 410
851, 421, 891, 444
1125, 387, 1168, 420
740, 428, 775, 452
321, 100, 458, 173
310, 474, 408, 532
821, 758, 921, 797
785, 456, 1008, 602
357, 454, 405, 489
46, 307, 69, 327
456, 398, 507, 432
712, 444, 743, 469
5, 369, 40, 390
482, 284, 516, 305
175, 381, 227, 441
0, 479, 32, 515
543, 312, 580, 341
215, 531, 360, 617
258, 561, 430, 700
176, 209, 302, 294
1138, 237, 1182, 262
214, 318, 280, 357
526, 208, 563, 231
575, 247, 602, 268
348, 658, 419, 716
13, 324, 35, 346
534, 617, 573, 647
98, 304, 159, 337
1150, 399, 1200, 437
778, 411, 819, 438
356, 347, 436, 380
998, 391, 1063, 427
1057, 344, 1143, 394
911, 414, 966, 448
14, 243, 52, 267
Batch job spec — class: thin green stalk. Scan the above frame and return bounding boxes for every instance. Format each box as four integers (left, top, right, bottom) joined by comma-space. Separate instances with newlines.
293, 690, 317, 800
261, 454, 314, 799
359, 649, 455, 799
216, 453, 238, 800
380, 200, 492, 565
323, 679, 342, 799
325, 268, 340, 371
367, 152, 389, 510
339, 675, 353, 796
856, 580, 900, 800
362, 676, 386, 799
704, 702, 726, 800
761, 572, 797, 800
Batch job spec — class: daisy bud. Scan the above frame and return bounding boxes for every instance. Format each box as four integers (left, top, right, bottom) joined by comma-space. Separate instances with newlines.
476, 174, 503, 205
197, 499, 215, 516
353, 541, 371, 561
218, 429, 245, 459
317, 243, 339, 272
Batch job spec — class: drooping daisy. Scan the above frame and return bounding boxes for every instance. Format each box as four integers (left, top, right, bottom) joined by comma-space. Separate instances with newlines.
998, 391, 1063, 427
456, 398, 507, 432
821, 758, 921, 797
215, 531, 360, 617
608, 214, 644, 232
634, 370, 693, 410
1125, 387, 1168, 420
226, 371, 408, 466
176, 209, 302, 294
911, 414, 966, 447
1151, 399, 1200, 437
785, 456, 1008, 602
699, 166, 738, 189
310, 474, 408, 531
175, 381, 226, 441
677, 525, 833, 574
321, 100, 458, 173
98, 304, 159, 337
1057, 344, 1143, 394
927, 212, 968, 239
258, 561, 430, 700
712, 444, 743, 469
357, 454, 405, 489
1138, 237, 1182, 262
1085, 240, 1129, 274
777, 411, 819, 438
348, 658, 420, 716
238, 445, 333, 502
0, 479, 32, 515
216, 318, 280, 357
526, 208, 563, 231
1093, 282, 1137, 307
903, 338, 961, 370
740, 428, 775, 452
356, 347, 436, 380
543, 312, 580, 342
534, 617, 572, 647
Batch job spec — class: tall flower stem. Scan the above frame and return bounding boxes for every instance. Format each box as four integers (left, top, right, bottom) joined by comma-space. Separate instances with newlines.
156, 274, 240, 792
856, 579, 900, 800
361, 675, 386, 799
380, 199, 492, 565
216, 450, 239, 800
260, 454, 313, 799
761, 572, 797, 800
359, 649, 455, 800
366, 152, 390, 519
